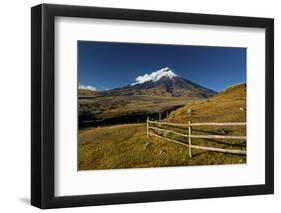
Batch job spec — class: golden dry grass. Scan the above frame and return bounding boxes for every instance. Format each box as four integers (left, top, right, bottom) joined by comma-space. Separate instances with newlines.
79, 83, 247, 170
167, 83, 246, 123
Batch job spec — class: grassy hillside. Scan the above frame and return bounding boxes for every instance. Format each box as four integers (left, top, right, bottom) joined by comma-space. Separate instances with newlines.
79, 83, 246, 170
79, 95, 195, 121
79, 124, 194, 170
167, 83, 246, 123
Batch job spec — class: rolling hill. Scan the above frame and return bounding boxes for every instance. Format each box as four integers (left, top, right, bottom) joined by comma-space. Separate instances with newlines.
167, 82, 246, 123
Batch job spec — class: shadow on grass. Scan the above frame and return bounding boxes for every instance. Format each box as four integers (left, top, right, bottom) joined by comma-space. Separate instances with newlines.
191, 149, 247, 157
192, 128, 234, 135
203, 138, 246, 148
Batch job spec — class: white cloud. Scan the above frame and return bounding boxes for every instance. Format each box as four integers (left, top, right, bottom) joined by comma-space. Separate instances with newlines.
131, 67, 177, 86
79, 83, 96, 91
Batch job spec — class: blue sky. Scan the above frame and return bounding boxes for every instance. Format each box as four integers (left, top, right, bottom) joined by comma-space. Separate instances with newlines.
78, 41, 246, 92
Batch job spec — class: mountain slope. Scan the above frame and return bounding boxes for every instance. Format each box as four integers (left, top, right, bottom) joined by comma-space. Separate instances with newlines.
166, 83, 246, 123
106, 67, 216, 98
79, 67, 218, 125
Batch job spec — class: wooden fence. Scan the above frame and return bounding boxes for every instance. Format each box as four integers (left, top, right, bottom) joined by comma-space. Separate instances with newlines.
146, 118, 246, 158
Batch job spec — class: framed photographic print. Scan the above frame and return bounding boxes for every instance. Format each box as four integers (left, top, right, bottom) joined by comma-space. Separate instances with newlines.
31, 4, 274, 209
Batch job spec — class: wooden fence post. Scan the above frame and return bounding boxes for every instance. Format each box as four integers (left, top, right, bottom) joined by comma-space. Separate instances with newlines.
147, 117, 149, 138
158, 112, 162, 127
188, 121, 192, 158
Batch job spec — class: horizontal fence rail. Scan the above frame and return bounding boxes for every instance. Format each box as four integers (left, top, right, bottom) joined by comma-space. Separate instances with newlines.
147, 119, 246, 157
147, 120, 189, 127
148, 125, 246, 140
148, 120, 247, 127
149, 132, 247, 155
189, 122, 247, 126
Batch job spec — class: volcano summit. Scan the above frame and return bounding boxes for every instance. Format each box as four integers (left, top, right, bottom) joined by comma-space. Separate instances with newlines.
107, 67, 217, 98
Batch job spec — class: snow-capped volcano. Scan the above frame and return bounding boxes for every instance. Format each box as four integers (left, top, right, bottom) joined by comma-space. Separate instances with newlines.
131, 67, 177, 86
102, 67, 217, 99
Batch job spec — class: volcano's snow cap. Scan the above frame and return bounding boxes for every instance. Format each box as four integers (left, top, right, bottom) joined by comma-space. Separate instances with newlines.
131, 67, 177, 86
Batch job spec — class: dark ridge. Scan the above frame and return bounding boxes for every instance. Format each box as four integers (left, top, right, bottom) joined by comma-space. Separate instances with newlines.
79, 105, 182, 128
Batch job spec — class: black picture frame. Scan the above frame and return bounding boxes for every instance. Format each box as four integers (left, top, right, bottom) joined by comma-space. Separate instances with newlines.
31, 3, 274, 209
